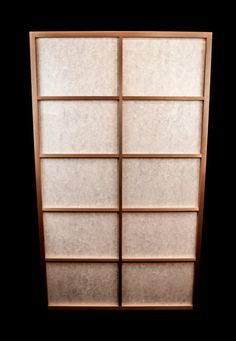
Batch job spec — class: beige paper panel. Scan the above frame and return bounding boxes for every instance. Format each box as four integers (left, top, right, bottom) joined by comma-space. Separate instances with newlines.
47, 263, 118, 306
41, 159, 118, 208
44, 213, 118, 258
123, 159, 200, 208
123, 38, 205, 96
37, 38, 118, 96
123, 101, 202, 154
123, 213, 197, 258
40, 101, 118, 153
122, 263, 194, 306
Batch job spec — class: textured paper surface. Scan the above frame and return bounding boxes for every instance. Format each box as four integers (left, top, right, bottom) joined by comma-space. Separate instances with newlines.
41, 159, 118, 208
122, 263, 194, 306
123, 213, 197, 258
44, 213, 118, 258
123, 159, 200, 207
37, 38, 118, 96
40, 101, 118, 153
123, 38, 205, 96
47, 263, 118, 306
123, 101, 202, 153
37, 36, 205, 308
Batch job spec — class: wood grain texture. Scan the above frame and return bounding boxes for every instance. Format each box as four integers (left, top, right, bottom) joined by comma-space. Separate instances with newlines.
29, 33, 48, 304
32, 31, 211, 38
118, 37, 123, 306
193, 33, 212, 305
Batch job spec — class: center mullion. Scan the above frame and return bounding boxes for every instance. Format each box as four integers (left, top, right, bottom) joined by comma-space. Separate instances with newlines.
118, 37, 123, 306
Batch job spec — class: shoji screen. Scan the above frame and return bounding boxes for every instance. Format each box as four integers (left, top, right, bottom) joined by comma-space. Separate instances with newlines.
30, 31, 212, 310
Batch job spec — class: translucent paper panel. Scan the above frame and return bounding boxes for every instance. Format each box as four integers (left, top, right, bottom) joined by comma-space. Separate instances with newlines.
41, 159, 118, 208
122, 263, 194, 306
44, 213, 118, 258
123, 38, 205, 96
123, 101, 202, 154
40, 101, 118, 153
123, 159, 200, 208
47, 263, 118, 306
37, 38, 118, 96
123, 213, 197, 258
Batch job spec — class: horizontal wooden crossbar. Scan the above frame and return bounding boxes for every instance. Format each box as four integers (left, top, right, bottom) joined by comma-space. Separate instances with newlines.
37, 95, 204, 101
40, 154, 202, 159
38, 96, 119, 101
45, 258, 196, 263
123, 96, 204, 101
46, 258, 118, 263
43, 208, 119, 212
122, 208, 199, 212
32, 30, 211, 38
48, 305, 193, 311
43, 207, 199, 212
41, 154, 119, 158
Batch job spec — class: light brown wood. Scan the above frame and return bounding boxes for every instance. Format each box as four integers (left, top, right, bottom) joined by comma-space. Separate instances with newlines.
29, 33, 48, 304
43, 208, 119, 212
118, 37, 123, 307
40, 154, 119, 158
193, 33, 212, 305
42, 207, 199, 212
122, 208, 199, 212
46, 258, 119, 263
38, 95, 203, 101
40, 153, 202, 159
45, 257, 195, 263
122, 258, 196, 263
38, 96, 119, 101
32, 31, 211, 38
122, 154, 202, 158
123, 96, 204, 101
48, 305, 193, 310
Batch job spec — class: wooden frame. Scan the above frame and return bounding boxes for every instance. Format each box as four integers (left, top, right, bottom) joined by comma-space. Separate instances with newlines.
30, 31, 212, 310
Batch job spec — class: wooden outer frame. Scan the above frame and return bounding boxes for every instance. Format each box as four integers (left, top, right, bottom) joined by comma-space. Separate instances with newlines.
30, 31, 212, 311
30, 33, 48, 305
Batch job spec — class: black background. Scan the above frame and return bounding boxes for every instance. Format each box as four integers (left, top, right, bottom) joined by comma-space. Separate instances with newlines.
10, 6, 233, 337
